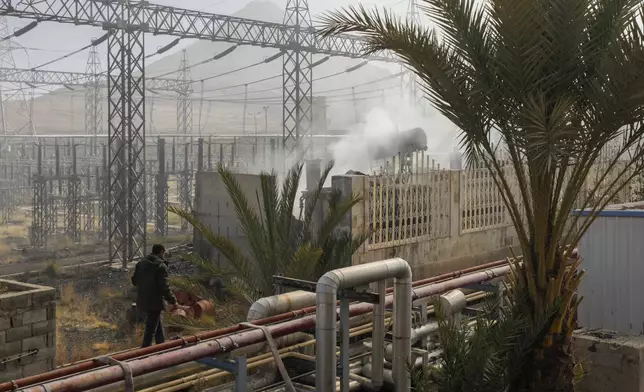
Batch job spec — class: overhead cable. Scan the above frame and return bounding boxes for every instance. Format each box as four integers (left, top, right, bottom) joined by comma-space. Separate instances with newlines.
1, 21, 38, 41
149, 45, 239, 78
30, 32, 110, 72
201, 70, 404, 99
146, 38, 181, 59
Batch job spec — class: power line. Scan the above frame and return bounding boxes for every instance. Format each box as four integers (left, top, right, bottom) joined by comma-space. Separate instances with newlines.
2, 33, 110, 81
149, 45, 239, 78
200, 71, 404, 100
1, 21, 38, 41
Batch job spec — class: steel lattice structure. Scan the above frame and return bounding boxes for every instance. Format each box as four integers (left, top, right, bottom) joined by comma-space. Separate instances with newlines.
85, 44, 102, 159
0, 0, 397, 267
0, 0, 394, 60
105, 0, 147, 267
0, 67, 185, 91
283, 0, 313, 155
0, 17, 35, 135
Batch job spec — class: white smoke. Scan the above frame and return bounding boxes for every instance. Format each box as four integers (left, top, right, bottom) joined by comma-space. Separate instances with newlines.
328, 99, 460, 176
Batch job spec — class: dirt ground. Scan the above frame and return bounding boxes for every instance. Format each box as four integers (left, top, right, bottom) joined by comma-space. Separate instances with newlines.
12, 251, 246, 365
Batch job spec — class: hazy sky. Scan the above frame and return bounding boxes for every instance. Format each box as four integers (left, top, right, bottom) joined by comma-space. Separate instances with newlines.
4, 0, 414, 74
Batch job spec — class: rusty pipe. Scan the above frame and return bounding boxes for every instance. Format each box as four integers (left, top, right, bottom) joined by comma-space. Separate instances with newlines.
2, 257, 516, 392
20, 265, 512, 392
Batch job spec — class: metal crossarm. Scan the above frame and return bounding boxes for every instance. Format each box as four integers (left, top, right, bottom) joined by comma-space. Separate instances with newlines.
0, 0, 395, 61
0, 0, 400, 267
0, 67, 185, 91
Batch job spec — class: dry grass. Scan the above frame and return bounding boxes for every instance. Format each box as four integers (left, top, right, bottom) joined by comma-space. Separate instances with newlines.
58, 283, 116, 330
55, 326, 145, 365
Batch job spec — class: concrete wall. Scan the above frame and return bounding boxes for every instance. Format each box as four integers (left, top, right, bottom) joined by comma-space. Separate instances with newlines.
334, 172, 519, 280
574, 329, 644, 392
193, 168, 520, 280
193, 171, 263, 268
0, 279, 56, 382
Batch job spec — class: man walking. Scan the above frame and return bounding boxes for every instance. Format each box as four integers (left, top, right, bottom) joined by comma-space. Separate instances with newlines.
131, 244, 178, 347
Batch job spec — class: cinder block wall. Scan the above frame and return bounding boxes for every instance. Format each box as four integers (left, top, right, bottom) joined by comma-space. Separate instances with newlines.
0, 279, 56, 382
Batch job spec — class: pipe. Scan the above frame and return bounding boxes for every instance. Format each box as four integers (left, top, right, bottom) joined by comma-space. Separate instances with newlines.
371, 280, 386, 390
362, 364, 394, 385
246, 291, 317, 321
1, 257, 512, 392
384, 323, 439, 361
140, 318, 384, 392
21, 265, 510, 392
316, 258, 412, 392
231, 332, 311, 358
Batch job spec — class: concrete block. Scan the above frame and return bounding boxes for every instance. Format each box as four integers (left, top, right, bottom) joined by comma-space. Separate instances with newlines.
574, 329, 644, 392
46, 332, 56, 348
6, 324, 32, 342
22, 360, 54, 378
31, 319, 56, 336
0, 340, 22, 357
31, 288, 55, 305
22, 308, 47, 324
0, 367, 23, 382
0, 292, 31, 311
22, 335, 47, 351
9, 312, 23, 327
46, 302, 56, 320
0, 315, 10, 330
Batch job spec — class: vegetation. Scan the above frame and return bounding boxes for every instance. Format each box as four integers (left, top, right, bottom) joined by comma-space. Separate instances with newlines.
169, 161, 367, 303
410, 296, 587, 392
320, 0, 644, 390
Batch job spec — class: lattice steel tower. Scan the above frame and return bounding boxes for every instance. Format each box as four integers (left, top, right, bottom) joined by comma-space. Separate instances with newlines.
406, 0, 422, 109
283, 0, 313, 156
85, 43, 103, 137
106, 0, 147, 269
177, 49, 193, 138
0, 16, 35, 136
407, 0, 421, 24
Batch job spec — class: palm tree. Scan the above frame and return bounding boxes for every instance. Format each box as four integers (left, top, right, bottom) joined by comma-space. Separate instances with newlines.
319, 1, 644, 390
169, 161, 367, 304
409, 296, 585, 392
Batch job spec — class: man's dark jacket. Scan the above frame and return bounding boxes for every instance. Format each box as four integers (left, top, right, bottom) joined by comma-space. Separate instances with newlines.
131, 254, 177, 312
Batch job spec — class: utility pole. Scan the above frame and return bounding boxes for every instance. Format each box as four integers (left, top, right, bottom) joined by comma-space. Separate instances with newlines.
263, 106, 269, 134
248, 110, 262, 149
242, 84, 248, 135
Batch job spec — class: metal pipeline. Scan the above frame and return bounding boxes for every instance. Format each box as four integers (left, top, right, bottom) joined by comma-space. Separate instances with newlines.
137, 318, 386, 392
0, 256, 513, 392
247, 291, 317, 321
371, 280, 386, 390
19, 265, 510, 392
315, 258, 412, 392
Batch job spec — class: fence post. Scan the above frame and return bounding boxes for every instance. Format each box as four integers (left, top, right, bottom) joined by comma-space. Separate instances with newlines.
449, 170, 461, 239
332, 174, 368, 265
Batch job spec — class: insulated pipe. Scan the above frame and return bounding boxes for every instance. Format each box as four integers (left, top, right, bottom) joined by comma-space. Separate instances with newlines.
246, 291, 317, 321
384, 322, 439, 361
21, 266, 510, 392
371, 280, 386, 390
0, 256, 514, 392
315, 258, 412, 392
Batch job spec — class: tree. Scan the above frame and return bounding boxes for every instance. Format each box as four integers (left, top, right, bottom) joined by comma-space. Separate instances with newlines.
319, 1, 644, 390
168, 161, 367, 304
409, 296, 585, 392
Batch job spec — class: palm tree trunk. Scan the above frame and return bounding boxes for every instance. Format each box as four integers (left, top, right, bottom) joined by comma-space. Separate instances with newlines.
517, 335, 575, 392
